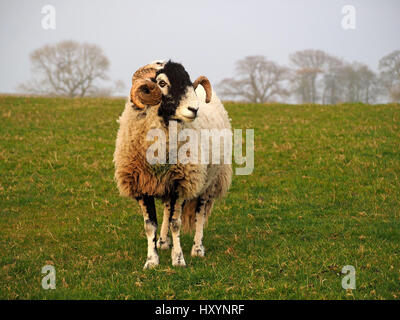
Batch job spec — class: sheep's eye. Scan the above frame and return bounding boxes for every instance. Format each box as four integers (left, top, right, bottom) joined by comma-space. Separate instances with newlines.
158, 80, 167, 88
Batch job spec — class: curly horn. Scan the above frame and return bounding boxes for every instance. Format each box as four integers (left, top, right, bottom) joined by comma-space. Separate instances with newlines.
133, 66, 157, 80
193, 76, 212, 103
130, 79, 162, 109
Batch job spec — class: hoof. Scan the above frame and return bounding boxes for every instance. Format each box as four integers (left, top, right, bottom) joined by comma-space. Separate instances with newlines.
171, 251, 186, 267
191, 245, 205, 257
143, 255, 159, 269
157, 237, 170, 250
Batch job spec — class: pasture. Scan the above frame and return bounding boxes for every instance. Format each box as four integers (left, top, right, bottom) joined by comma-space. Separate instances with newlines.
0, 96, 399, 299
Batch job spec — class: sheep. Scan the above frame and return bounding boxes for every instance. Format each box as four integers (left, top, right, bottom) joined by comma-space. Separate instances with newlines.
113, 60, 232, 269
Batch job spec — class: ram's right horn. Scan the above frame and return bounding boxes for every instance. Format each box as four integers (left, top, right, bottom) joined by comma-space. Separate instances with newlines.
130, 79, 162, 109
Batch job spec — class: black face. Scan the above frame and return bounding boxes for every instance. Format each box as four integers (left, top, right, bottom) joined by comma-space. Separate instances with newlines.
156, 61, 193, 125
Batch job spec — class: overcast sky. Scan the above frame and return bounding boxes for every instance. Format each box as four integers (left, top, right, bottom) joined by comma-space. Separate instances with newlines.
0, 0, 399, 95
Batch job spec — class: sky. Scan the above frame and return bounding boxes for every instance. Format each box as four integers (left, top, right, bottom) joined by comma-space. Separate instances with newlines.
0, 0, 399, 95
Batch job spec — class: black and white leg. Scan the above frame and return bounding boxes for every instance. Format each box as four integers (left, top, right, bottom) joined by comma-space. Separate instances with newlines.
191, 198, 206, 257
157, 201, 171, 250
169, 192, 186, 267
137, 196, 159, 269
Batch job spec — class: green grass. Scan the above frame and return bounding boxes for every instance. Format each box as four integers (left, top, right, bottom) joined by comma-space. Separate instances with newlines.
0, 96, 399, 299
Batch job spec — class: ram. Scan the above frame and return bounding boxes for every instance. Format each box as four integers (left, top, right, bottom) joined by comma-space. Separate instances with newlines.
113, 60, 232, 268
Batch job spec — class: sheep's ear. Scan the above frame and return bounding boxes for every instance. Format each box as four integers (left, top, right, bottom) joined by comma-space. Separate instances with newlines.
130, 79, 162, 109
193, 76, 212, 103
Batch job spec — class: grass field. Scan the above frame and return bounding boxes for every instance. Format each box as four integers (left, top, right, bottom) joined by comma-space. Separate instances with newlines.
0, 96, 399, 300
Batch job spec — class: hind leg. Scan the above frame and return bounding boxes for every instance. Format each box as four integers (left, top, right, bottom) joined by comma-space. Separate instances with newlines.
191, 198, 215, 257
169, 192, 186, 267
157, 201, 171, 250
191, 198, 207, 257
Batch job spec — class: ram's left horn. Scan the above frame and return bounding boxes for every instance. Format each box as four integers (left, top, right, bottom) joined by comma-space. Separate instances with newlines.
193, 76, 212, 103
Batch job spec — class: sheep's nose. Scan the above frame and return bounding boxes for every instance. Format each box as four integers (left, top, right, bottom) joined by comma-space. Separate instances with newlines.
188, 107, 198, 115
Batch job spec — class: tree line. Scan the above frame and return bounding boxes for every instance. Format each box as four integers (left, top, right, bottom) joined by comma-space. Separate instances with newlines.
19, 41, 399, 103
217, 49, 400, 104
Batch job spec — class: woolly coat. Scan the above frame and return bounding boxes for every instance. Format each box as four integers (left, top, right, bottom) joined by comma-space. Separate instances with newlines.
113, 85, 232, 206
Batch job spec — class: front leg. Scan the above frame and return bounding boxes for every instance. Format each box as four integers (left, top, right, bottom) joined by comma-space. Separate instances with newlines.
169, 192, 186, 267
137, 196, 159, 269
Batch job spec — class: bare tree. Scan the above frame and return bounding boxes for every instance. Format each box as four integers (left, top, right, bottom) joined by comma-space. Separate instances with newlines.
217, 56, 289, 103
379, 50, 400, 102
338, 63, 379, 103
355, 63, 380, 104
290, 49, 327, 103
19, 40, 110, 97
321, 55, 344, 104
290, 50, 380, 104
